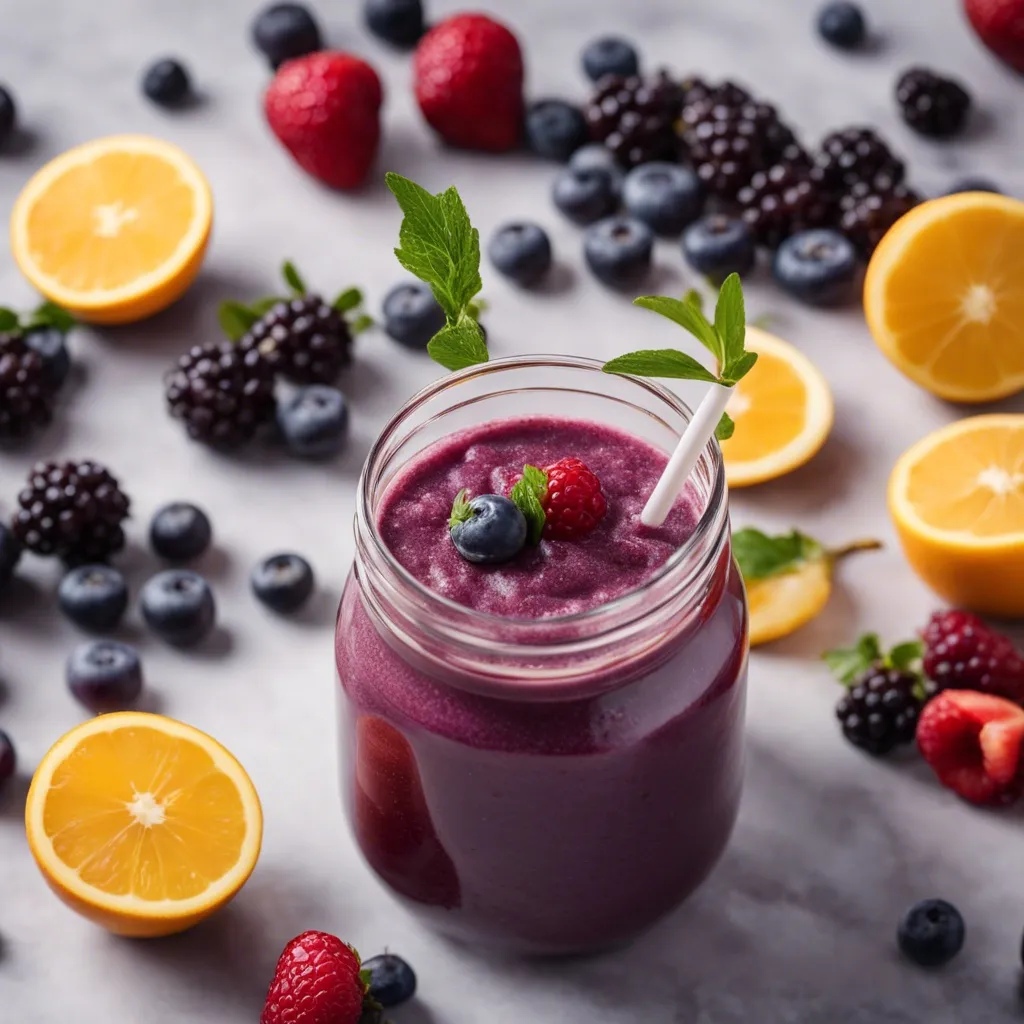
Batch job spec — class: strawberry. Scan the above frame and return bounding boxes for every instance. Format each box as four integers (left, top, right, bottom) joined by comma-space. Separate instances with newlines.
964, 0, 1024, 74
261, 930, 377, 1024
265, 52, 383, 189
541, 457, 607, 540
916, 689, 1024, 806
413, 14, 524, 152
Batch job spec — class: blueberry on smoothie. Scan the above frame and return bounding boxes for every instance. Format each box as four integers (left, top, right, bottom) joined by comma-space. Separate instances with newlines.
552, 167, 619, 225
488, 222, 553, 286
898, 899, 965, 967
449, 492, 527, 564
622, 162, 703, 236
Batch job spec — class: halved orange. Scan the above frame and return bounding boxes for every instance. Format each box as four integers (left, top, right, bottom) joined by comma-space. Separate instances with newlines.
25, 712, 262, 937
719, 326, 834, 487
889, 415, 1024, 617
865, 192, 1024, 403
11, 135, 213, 324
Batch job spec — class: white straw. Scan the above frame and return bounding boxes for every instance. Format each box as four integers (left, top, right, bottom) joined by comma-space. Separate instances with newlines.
641, 383, 734, 528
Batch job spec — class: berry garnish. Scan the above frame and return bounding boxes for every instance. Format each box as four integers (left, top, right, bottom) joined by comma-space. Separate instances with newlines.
586, 71, 683, 168
141, 59, 192, 107
921, 610, 1024, 704
581, 36, 640, 81
0, 523, 21, 591
66, 640, 144, 712
539, 458, 607, 541
252, 2, 323, 69
450, 492, 527, 564
24, 327, 71, 390
525, 100, 588, 162
838, 180, 921, 258
0, 85, 16, 147
814, 126, 906, 192
898, 900, 966, 967
487, 222, 553, 287
917, 689, 1024, 805
737, 162, 835, 249
682, 215, 756, 283
584, 216, 654, 289
362, 953, 417, 1008
12, 459, 130, 564
261, 930, 380, 1024
277, 385, 349, 459
0, 333, 56, 442
141, 570, 216, 647
58, 565, 129, 633
251, 553, 316, 612
825, 634, 930, 756
816, 2, 867, 50
382, 281, 446, 349
0, 729, 16, 787
965, 0, 1024, 75
364, 0, 425, 48
414, 14, 524, 152
895, 67, 972, 139
150, 502, 213, 562
552, 166, 619, 226
568, 143, 624, 194
773, 229, 858, 306
265, 51, 383, 189
622, 162, 704, 237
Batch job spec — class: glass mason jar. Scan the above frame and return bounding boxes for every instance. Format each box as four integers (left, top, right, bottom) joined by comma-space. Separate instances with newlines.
335, 355, 748, 955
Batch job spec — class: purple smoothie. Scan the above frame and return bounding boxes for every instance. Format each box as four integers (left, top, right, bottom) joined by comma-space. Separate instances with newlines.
336, 415, 747, 953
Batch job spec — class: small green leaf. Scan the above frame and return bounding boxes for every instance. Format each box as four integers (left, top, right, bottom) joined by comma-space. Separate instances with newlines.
603, 349, 719, 383
26, 301, 76, 334
509, 464, 547, 545
714, 273, 746, 369
250, 296, 283, 316
823, 634, 883, 685
426, 317, 488, 371
218, 300, 259, 341
281, 260, 307, 295
449, 489, 474, 530
333, 287, 363, 313
633, 295, 723, 363
888, 640, 924, 672
682, 288, 704, 312
715, 411, 735, 441
721, 350, 758, 385
0, 308, 19, 332
732, 527, 823, 583
350, 313, 374, 335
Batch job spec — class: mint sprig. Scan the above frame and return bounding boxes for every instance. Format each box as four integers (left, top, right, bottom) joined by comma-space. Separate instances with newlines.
509, 464, 547, 545
449, 489, 474, 530
0, 300, 76, 337
824, 634, 926, 697
385, 172, 487, 372
733, 528, 824, 583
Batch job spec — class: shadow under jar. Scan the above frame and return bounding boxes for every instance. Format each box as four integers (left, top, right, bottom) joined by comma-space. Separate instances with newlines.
335, 355, 748, 955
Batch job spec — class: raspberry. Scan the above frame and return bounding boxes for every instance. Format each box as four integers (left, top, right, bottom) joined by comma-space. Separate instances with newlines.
541, 457, 607, 540
922, 610, 1024, 704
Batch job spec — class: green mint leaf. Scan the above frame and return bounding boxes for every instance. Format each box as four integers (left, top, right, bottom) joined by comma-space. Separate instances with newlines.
333, 287, 363, 313
633, 295, 723, 363
722, 350, 758, 385
427, 317, 488, 371
510, 465, 548, 545
218, 300, 259, 341
449, 489, 474, 530
715, 411, 735, 441
282, 261, 307, 295
823, 634, 883, 685
714, 273, 746, 369
732, 528, 823, 583
25, 301, 76, 334
0, 308, 19, 332
682, 288, 704, 312
888, 640, 924, 672
249, 296, 282, 316
349, 313, 374, 335
602, 348, 718, 383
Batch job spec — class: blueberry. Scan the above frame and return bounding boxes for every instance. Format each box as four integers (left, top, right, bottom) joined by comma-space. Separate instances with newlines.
817, 2, 867, 50
773, 228, 858, 306
0, 729, 15, 786
251, 553, 315, 612
276, 385, 349, 459
450, 494, 527, 564
141, 570, 216, 647
682, 215, 756, 283
383, 281, 446, 349
552, 167, 619, 226
252, 2, 322, 68
568, 144, 624, 195
622, 162, 703, 236
58, 565, 129, 632
525, 100, 589, 162
141, 59, 191, 107
0, 523, 21, 591
581, 36, 640, 82
150, 502, 213, 561
946, 177, 1002, 195
364, 0, 425, 48
362, 954, 417, 1008
898, 899, 965, 968
583, 216, 654, 288
66, 640, 143, 712
0, 85, 16, 147
488, 223, 553, 287
24, 327, 71, 390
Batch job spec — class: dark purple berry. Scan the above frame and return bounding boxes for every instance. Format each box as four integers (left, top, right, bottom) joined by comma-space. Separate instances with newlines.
581, 37, 640, 82
66, 640, 143, 712
898, 900, 965, 967
141, 570, 216, 647
252, 3, 322, 68
150, 503, 213, 561
251, 553, 315, 612
58, 565, 129, 632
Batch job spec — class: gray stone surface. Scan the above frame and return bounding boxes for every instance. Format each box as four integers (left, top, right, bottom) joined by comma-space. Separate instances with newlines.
1, 0, 1023, 1020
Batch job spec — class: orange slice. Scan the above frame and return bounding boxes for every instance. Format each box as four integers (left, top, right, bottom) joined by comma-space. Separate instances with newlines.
11, 135, 213, 324
888, 415, 1024, 617
864, 192, 1024, 402
719, 326, 834, 487
25, 712, 261, 937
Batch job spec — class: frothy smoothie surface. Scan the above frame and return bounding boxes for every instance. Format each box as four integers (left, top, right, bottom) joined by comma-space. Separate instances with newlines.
376, 416, 700, 618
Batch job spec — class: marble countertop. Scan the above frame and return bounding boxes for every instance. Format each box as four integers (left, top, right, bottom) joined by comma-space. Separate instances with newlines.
2, 0, 1023, 1020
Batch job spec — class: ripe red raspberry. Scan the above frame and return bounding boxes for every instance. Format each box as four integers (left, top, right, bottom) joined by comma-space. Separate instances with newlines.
413, 14, 524, 152
261, 930, 371, 1024
542, 457, 607, 540
921, 610, 1024, 704
265, 52, 383, 189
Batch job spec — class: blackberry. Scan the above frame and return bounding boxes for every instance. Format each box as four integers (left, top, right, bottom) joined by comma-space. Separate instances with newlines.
839, 180, 921, 258
165, 341, 276, 448
0, 333, 57, 441
239, 295, 352, 384
835, 666, 927, 756
895, 67, 972, 139
737, 162, 835, 248
12, 460, 130, 564
814, 127, 905, 192
584, 71, 683, 168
